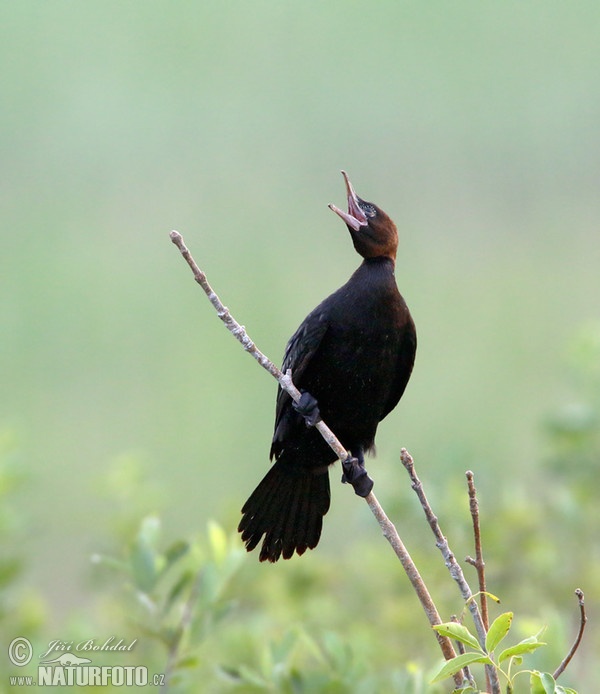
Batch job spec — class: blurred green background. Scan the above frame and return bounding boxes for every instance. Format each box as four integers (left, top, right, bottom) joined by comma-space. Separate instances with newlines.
2, 2, 599, 690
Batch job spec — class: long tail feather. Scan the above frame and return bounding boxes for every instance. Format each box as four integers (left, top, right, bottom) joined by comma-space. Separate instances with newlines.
239, 458, 331, 562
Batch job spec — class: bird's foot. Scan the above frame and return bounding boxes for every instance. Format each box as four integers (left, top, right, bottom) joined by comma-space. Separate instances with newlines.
293, 391, 322, 427
341, 454, 374, 497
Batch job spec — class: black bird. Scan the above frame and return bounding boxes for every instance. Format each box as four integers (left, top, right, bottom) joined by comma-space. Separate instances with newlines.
238, 171, 417, 562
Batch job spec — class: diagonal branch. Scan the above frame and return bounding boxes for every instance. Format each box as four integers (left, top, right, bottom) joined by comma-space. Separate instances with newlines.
169, 229, 463, 686
168, 230, 346, 460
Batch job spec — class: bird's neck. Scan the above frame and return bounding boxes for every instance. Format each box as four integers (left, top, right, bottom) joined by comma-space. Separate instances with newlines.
345, 256, 397, 293
361, 256, 396, 272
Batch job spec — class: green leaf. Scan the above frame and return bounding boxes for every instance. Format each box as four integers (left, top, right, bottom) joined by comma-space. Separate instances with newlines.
175, 655, 201, 670
208, 521, 228, 564
129, 516, 163, 592
198, 565, 219, 605
210, 598, 236, 626
430, 653, 492, 683
530, 671, 557, 694
138, 515, 161, 549
483, 590, 502, 604
468, 590, 501, 605
485, 612, 513, 653
296, 628, 327, 665
259, 641, 274, 679
158, 625, 179, 649
220, 546, 247, 585
130, 538, 157, 593
162, 540, 190, 573
498, 635, 546, 664
531, 671, 577, 694
270, 629, 298, 663
236, 664, 270, 687
432, 623, 482, 651
218, 665, 243, 682
90, 553, 128, 574
162, 570, 194, 615
322, 630, 352, 671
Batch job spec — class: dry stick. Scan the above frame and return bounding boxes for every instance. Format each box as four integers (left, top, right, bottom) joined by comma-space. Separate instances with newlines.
362, 491, 462, 682
464, 471, 491, 694
169, 230, 463, 687
464, 471, 489, 631
553, 589, 587, 681
400, 449, 502, 694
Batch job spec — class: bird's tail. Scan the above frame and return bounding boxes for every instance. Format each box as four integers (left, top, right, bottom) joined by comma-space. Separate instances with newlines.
238, 458, 331, 562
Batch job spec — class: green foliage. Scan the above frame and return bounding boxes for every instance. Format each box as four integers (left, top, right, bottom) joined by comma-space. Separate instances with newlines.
0, 431, 48, 645
1, 408, 593, 693
432, 614, 577, 693
91, 514, 446, 692
544, 324, 600, 493
3, 328, 598, 692
93, 515, 246, 690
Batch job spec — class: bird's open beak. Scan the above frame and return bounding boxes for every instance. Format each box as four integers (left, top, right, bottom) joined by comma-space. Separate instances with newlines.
328, 170, 368, 231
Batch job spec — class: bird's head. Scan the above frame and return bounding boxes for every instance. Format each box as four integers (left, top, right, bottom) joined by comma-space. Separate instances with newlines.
328, 170, 398, 262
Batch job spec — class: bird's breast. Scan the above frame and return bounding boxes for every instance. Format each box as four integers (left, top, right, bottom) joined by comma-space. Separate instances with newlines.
300, 315, 404, 439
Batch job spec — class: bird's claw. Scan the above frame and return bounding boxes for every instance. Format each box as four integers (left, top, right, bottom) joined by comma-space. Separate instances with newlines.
293, 391, 322, 427
341, 454, 374, 497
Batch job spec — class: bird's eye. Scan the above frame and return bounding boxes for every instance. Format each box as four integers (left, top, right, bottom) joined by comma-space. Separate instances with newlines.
361, 203, 376, 218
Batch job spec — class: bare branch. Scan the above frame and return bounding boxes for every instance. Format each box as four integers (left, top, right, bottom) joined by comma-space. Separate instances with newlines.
364, 492, 461, 672
553, 588, 587, 680
169, 230, 463, 686
170, 231, 353, 464
465, 471, 489, 631
400, 449, 501, 694
464, 471, 492, 694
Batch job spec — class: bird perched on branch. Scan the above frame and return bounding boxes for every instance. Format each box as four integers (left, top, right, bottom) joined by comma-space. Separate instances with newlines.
238, 171, 417, 562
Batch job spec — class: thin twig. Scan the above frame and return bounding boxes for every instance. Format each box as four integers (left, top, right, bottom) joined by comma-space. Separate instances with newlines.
400, 449, 501, 694
465, 471, 489, 631
364, 491, 461, 673
464, 471, 491, 694
169, 229, 463, 686
553, 588, 587, 680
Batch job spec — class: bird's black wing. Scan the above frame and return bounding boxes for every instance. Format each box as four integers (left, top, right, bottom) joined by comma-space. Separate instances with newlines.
380, 320, 417, 421
270, 307, 330, 459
